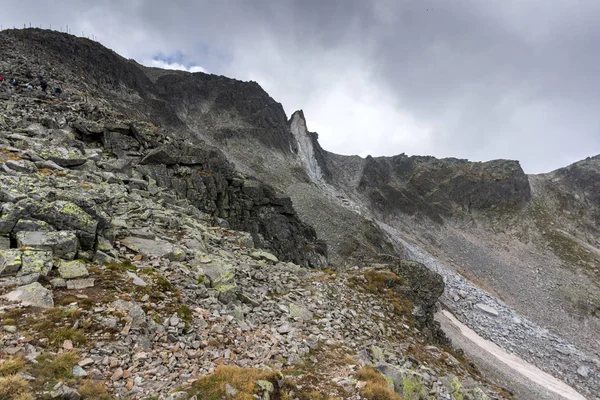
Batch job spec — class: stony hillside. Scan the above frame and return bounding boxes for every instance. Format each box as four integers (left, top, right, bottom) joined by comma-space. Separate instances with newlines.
0, 28, 519, 400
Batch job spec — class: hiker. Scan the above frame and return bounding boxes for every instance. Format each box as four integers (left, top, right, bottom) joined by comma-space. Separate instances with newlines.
40, 79, 47, 92
0, 76, 3, 82
53, 87, 62, 99
82, 87, 87, 102
11, 78, 19, 86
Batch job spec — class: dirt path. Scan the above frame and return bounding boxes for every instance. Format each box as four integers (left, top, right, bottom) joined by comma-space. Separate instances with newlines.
436, 310, 588, 400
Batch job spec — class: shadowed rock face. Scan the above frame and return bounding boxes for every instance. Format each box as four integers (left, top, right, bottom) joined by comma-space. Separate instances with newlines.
152, 71, 297, 153
0, 28, 327, 268
355, 155, 532, 223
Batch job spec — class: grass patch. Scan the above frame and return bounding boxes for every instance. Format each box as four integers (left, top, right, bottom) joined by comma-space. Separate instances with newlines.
78, 380, 111, 400
50, 327, 87, 347
105, 260, 135, 272
363, 270, 405, 294
0, 374, 33, 400
187, 366, 278, 400
356, 366, 402, 400
155, 275, 173, 291
0, 356, 27, 377
33, 351, 79, 382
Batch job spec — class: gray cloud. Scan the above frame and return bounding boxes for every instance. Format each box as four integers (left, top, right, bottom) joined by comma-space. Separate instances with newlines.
2, 0, 599, 173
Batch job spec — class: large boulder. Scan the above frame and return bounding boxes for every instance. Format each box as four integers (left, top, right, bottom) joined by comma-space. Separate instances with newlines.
17, 231, 79, 260
3, 282, 54, 308
36, 146, 87, 167
14, 218, 56, 233
0, 249, 22, 276
0, 198, 41, 235
35, 201, 98, 249
20, 250, 53, 276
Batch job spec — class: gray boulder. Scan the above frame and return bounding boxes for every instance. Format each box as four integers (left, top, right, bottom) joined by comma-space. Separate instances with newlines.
14, 218, 56, 233
20, 250, 53, 276
0, 249, 22, 276
35, 201, 98, 249
17, 231, 79, 260
58, 260, 89, 279
3, 282, 54, 308
37, 146, 87, 167
5, 159, 37, 173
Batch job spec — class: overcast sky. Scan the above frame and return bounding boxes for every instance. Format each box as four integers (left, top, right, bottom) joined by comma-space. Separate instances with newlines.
2, 1, 599, 173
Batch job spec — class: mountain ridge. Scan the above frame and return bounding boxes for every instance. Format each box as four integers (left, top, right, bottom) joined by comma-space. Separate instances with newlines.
0, 28, 598, 399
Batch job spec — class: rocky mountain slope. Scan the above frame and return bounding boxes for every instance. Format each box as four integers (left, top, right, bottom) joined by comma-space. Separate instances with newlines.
0, 28, 598, 399
0, 28, 517, 400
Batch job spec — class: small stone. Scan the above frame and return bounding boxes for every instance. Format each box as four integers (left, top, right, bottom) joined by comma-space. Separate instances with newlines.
63, 340, 73, 350
474, 303, 499, 317
126, 271, 147, 287
277, 324, 292, 334
167, 392, 188, 400
50, 382, 81, 400
112, 367, 124, 381
78, 358, 94, 367
88, 368, 103, 380
577, 365, 590, 378
225, 383, 238, 397
51, 278, 67, 288
72, 365, 87, 377
3, 325, 17, 333
66, 278, 95, 290
289, 303, 313, 321
58, 260, 89, 279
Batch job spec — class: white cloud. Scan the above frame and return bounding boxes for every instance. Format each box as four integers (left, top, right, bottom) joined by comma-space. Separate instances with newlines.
145, 59, 206, 73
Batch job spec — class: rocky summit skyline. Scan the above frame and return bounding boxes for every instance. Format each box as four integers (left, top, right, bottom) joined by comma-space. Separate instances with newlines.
1, 0, 600, 174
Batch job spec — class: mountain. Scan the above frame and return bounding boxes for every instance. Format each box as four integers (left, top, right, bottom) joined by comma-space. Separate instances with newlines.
0, 28, 598, 399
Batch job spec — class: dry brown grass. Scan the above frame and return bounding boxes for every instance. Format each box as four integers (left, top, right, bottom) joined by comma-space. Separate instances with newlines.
0, 356, 27, 377
78, 380, 111, 400
0, 374, 34, 400
188, 366, 278, 400
32, 351, 78, 382
356, 366, 403, 400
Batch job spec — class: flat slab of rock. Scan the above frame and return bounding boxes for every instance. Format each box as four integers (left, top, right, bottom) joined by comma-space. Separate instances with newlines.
5, 160, 37, 173
0, 249, 22, 276
58, 260, 89, 279
120, 237, 185, 261
17, 231, 78, 260
37, 146, 87, 167
14, 218, 56, 233
475, 303, 499, 317
126, 271, 147, 287
66, 278, 95, 290
3, 282, 54, 308
250, 250, 278, 263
